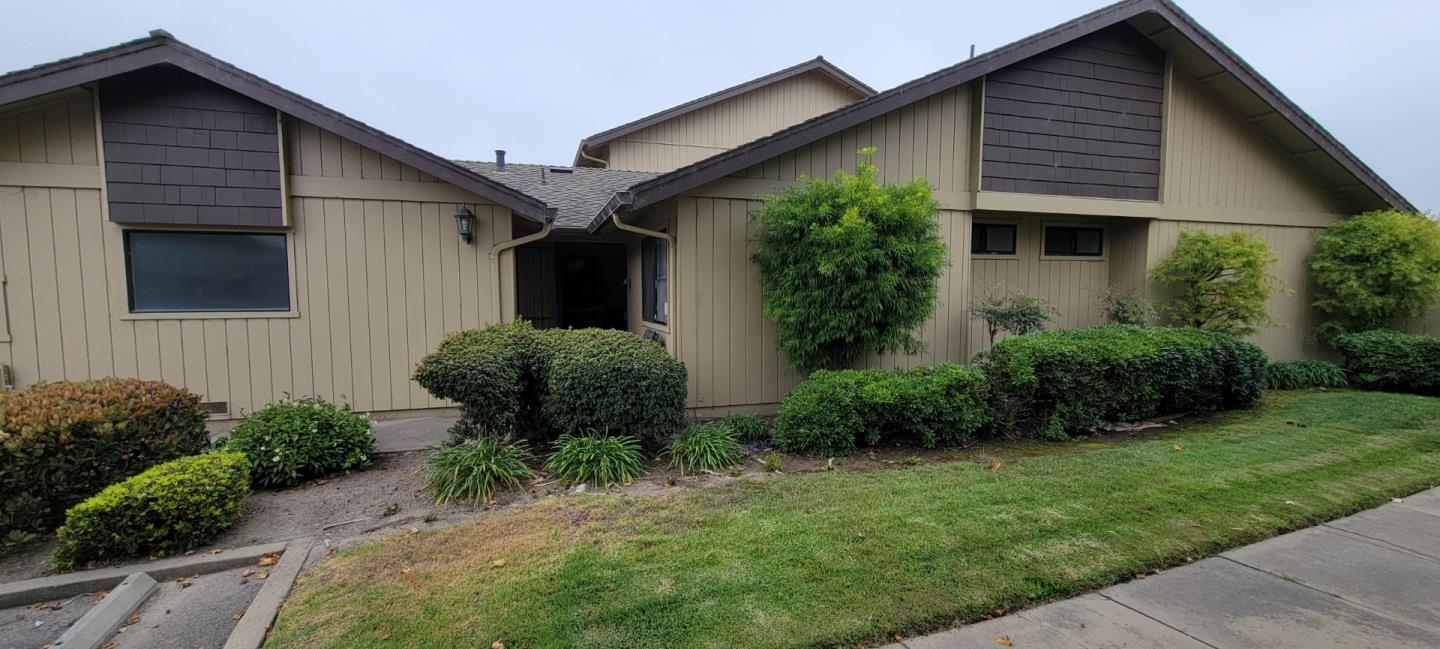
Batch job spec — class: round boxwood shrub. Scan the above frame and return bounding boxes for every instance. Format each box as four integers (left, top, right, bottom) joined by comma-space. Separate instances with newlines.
541, 329, 687, 447
415, 323, 687, 447
0, 378, 209, 537
412, 320, 546, 439
977, 325, 1267, 439
53, 451, 249, 570
1332, 330, 1440, 394
773, 362, 990, 456
218, 397, 375, 487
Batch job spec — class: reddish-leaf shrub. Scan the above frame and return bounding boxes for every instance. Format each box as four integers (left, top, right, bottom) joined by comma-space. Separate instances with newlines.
0, 378, 209, 536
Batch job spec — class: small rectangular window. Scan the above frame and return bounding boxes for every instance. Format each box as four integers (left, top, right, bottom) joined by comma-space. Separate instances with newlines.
1043, 226, 1104, 257
641, 237, 668, 324
971, 223, 1017, 255
125, 230, 290, 312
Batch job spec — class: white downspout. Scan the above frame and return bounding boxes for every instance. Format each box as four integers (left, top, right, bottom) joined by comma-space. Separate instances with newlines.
489, 219, 552, 323
611, 211, 677, 357
578, 149, 609, 168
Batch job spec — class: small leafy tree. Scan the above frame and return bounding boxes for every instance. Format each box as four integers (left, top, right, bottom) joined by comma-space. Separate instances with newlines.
969, 285, 1059, 346
1310, 210, 1440, 337
751, 147, 946, 371
1093, 286, 1155, 325
1150, 230, 1283, 337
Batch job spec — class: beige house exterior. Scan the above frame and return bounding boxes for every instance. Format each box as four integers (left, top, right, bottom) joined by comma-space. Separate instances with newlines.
0, 0, 1422, 420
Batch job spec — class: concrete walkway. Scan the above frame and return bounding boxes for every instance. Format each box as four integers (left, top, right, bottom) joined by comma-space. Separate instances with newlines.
883, 487, 1440, 648
371, 413, 455, 452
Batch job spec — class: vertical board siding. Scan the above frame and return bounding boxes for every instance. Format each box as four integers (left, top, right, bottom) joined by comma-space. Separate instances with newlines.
737, 85, 974, 194
1144, 220, 1324, 360
0, 113, 510, 417
1163, 72, 1349, 215
677, 196, 974, 409
968, 216, 1115, 355
608, 71, 864, 173
0, 96, 97, 164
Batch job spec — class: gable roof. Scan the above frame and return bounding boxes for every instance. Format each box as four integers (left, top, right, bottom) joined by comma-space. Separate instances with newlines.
572, 56, 876, 167
587, 0, 1413, 232
459, 161, 657, 231
0, 31, 557, 224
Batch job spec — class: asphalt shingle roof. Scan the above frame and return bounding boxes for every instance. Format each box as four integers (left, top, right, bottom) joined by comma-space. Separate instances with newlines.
457, 161, 656, 231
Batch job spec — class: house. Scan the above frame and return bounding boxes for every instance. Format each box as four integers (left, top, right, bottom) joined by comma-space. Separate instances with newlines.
0, 0, 1419, 421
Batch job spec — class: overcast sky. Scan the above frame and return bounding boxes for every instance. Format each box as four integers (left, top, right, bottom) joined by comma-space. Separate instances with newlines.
3, 0, 1435, 211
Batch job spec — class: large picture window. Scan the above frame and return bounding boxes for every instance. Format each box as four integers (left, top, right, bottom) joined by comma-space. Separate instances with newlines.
125, 231, 290, 312
971, 223, 1017, 255
1043, 226, 1104, 257
641, 237, 669, 325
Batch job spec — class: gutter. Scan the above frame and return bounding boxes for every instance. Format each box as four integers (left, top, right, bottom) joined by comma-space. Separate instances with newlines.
609, 207, 678, 359
489, 217, 553, 322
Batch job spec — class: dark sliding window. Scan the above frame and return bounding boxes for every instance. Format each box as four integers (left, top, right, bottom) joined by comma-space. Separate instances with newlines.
971, 223, 1017, 255
1043, 226, 1104, 257
125, 231, 290, 312
641, 237, 669, 324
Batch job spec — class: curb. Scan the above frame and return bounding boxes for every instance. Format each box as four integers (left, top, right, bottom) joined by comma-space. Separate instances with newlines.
50, 572, 157, 649
224, 537, 316, 649
0, 541, 287, 609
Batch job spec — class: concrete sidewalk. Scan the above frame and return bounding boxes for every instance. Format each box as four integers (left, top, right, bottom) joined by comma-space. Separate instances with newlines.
883, 487, 1440, 648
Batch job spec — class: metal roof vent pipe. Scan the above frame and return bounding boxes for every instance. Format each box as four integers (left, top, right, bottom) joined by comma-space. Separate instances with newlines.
495, 149, 507, 171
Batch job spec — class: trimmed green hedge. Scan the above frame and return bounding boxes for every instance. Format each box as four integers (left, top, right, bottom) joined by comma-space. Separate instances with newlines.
773, 362, 990, 455
0, 379, 209, 536
218, 397, 375, 487
1333, 330, 1440, 394
53, 451, 249, 570
977, 325, 1267, 439
414, 321, 687, 446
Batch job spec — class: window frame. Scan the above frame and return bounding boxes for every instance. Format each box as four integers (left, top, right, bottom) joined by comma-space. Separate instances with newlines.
971, 221, 1019, 257
641, 236, 669, 326
119, 226, 301, 320
1039, 223, 1107, 261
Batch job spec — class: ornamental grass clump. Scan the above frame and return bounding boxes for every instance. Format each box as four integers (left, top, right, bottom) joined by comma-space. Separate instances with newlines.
423, 437, 535, 505
719, 413, 770, 442
666, 424, 742, 474
545, 433, 646, 487
1262, 360, 1347, 390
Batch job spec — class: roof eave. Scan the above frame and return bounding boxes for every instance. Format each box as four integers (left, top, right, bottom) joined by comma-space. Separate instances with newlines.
596, 0, 1413, 221
0, 35, 557, 223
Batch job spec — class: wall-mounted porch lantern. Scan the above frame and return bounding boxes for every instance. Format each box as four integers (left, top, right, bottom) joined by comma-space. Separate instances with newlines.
455, 206, 476, 244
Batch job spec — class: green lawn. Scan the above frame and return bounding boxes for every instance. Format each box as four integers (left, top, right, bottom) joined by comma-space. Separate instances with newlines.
267, 391, 1440, 649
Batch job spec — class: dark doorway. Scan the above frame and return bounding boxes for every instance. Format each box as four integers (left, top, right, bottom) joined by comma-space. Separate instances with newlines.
516, 242, 628, 330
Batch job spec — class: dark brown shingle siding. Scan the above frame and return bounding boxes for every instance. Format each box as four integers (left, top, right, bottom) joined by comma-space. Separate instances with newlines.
981, 23, 1165, 201
101, 66, 283, 227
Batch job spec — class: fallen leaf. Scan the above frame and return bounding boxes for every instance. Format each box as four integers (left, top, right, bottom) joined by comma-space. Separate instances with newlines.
491, 559, 506, 569
210, 549, 223, 555
1392, 498, 1404, 503
258, 554, 280, 567
997, 636, 1014, 646
184, 550, 196, 556
989, 460, 1002, 471
408, 527, 420, 535
492, 641, 505, 649
241, 569, 256, 578
314, 479, 329, 486
125, 613, 141, 626
255, 570, 269, 580
1173, 444, 1183, 452
233, 608, 246, 621
1285, 500, 1301, 507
